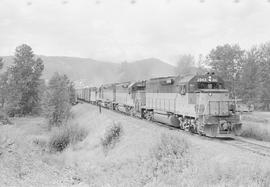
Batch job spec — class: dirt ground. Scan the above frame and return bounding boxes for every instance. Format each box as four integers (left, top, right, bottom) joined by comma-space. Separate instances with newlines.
1, 104, 270, 186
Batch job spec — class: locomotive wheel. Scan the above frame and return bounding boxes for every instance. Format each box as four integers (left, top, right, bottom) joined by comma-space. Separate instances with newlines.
145, 111, 153, 121
129, 107, 136, 116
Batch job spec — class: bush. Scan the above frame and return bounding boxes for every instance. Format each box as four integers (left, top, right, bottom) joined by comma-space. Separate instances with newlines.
101, 122, 123, 154
48, 124, 88, 152
148, 134, 190, 180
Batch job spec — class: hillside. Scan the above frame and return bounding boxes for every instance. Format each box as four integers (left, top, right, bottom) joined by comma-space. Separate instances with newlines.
1, 56, 176, 86
1, 104, 270, 186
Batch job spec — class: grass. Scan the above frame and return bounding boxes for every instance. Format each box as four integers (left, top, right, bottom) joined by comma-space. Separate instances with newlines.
184, 158, 270, 187
241, 114, 268, 124
240, 112, 270, 142
48, 124, 88, 152
88, 133, 270, 186
149, 134, 190, 176
240, 122, 270, 142
143, 134, 191, 185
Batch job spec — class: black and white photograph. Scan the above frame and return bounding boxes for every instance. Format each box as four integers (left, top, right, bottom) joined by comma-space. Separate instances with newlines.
1, 0, 270, 186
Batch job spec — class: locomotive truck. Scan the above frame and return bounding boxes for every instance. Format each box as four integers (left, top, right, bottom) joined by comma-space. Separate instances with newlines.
76, 72, 242, 137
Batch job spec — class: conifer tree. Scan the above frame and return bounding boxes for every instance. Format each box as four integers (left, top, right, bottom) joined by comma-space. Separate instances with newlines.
6, 44, 44, 115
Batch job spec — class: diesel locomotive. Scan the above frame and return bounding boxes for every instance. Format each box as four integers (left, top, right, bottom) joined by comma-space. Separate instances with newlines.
76, 73, 242, 137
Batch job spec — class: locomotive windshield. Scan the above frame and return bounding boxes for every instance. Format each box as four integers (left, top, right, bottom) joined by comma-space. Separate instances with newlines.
197, 82, 224, 89
186, 74, 225, 93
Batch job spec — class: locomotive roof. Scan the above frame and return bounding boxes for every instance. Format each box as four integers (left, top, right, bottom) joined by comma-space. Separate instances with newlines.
177, 73, 224, 84
149, 76, 176, 81
177, 74, 195, 83
115, 81, 131, 86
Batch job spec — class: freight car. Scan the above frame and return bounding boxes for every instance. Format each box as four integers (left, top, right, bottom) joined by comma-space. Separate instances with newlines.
76, 73, 242, 137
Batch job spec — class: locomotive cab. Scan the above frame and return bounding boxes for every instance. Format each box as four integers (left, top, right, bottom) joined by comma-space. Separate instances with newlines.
191, 73, 242, 137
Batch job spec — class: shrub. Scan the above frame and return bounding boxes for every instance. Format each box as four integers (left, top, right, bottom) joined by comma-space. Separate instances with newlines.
48, 124, 88, 152
148, 134, 190, 179
101, 122, 123, 154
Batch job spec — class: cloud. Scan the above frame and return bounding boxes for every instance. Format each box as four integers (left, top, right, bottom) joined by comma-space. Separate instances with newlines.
0, 0, 270, 64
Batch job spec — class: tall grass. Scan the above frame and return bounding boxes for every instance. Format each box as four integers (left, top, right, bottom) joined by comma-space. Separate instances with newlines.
86, 132, 270, 186
240, 113, 270, 141
240, 122, 270, 142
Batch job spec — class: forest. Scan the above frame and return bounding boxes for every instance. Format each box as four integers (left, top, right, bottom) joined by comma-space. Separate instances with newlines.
175, 42, 270, 110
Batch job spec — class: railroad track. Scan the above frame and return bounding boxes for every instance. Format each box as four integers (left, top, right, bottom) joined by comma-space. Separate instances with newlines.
222, 138, 270, 157
79, 100, 270, 158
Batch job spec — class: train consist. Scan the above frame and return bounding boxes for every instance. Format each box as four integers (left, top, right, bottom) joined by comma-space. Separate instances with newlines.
76, 73, 242, 137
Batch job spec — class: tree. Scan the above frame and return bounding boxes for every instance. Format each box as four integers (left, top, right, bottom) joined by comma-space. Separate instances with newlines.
6, 44, 44, 115
43, 72, 74, 128
175, 54, 196, 75
0, 58, 6, 108
196, 54, 208, 75
207, 44, 245, 97
0, 72, 9, 108
69, 82, 76, 104
255, 42, 270, 110
0, 57, 3, 70
239, 47, 261, 105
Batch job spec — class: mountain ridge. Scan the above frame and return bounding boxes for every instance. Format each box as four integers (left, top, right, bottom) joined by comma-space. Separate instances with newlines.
1, 55, 176, 86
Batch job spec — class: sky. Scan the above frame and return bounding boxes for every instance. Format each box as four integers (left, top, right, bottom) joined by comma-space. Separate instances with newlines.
0, 0, 270, 65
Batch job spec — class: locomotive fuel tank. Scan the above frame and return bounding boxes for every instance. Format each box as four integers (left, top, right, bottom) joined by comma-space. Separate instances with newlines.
153, 113, 180, 127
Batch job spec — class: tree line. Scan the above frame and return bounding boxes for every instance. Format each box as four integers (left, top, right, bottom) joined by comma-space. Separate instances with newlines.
1, 42, 270, 115
0, 44, 75, 127
176, 42, 270, 110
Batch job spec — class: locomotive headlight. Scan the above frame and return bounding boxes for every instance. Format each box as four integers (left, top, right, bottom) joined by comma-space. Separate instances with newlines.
208, 93, 212, 96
